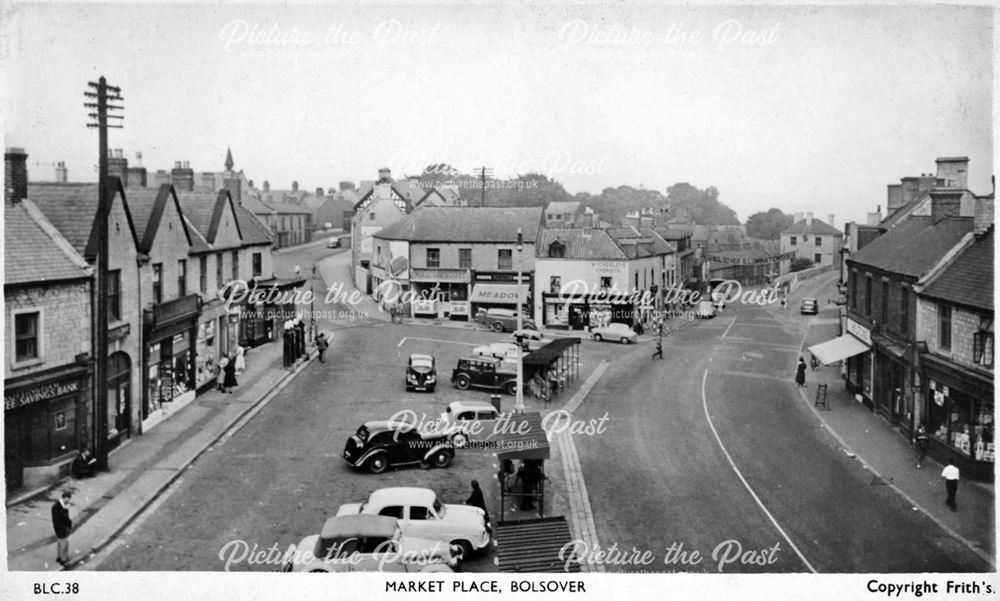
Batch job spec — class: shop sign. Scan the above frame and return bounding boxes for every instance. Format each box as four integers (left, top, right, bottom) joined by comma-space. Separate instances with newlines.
411, 269, 469, 283
413, 299, 437, 314
846, 318, 871, 345
5, 378, 80, 411
450, 301, 469, 316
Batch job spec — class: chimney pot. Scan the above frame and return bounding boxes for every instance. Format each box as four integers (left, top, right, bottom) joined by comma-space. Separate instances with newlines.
316, 187, 324, 197
4, 147, 28, 203
175, 161, 182, 169
292, 181, 299, 192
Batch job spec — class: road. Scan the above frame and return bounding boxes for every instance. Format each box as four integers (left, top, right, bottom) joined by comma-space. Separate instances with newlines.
93, 243, 991, 573
574, 271, 991, 573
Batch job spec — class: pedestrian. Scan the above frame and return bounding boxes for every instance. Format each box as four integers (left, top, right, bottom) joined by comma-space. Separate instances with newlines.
795, 357, 807, 388
810, 353, 820, 370
71, 450, 97, 479
51, 491, 72, 567
914, 425, 931, 469
634, 320, 644, 336
389, 304, 397, 324
315, 332, 329, 363
942, 459, 960, 511
217, 355, 229, 392
466, 479, 491, 526
652, 338, 663, 359
223, 352, 238, 393
234, 344, 246, 375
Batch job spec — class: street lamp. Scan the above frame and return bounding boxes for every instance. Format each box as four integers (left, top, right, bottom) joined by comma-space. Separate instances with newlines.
515, 227, 525, 414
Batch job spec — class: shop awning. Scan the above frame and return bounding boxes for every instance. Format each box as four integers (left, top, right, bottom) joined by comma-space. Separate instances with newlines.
470, 283, 529, 304
809, 334, 869, 365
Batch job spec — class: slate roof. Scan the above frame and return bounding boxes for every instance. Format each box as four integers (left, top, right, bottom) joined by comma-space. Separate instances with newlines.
176, 190, 243, 252
781, 218, 842, 236
881, 190, 931, 229
121, 186, 193, 253
536, 228, 627, 260
919, 228, 993, 311
5, 199, 91, 285
848, 216, 973, 279
27, 183, 100, 254
234, 204, 274, 246
545, 201, 581, 215
655, 227, 692, 241
374, 206, 543, 243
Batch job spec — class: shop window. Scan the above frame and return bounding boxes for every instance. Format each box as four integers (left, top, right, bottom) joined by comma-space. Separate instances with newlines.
14, 311, 40, 362
498, 249, 512, 270
459, 248, 472, 269
108, 270, 121, 321
178, 259, 187, 297
939, 305, 952, 351
252, 252, 262, 277
973, 332, 994, 367
426, 248, 440, 268
152, 263, 163, 304
199, 256, 208, 293
600, 277, 612, 290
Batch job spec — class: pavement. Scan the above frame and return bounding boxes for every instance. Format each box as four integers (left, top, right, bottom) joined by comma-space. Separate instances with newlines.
786, 271, 995, 564
5, 328, 331, 572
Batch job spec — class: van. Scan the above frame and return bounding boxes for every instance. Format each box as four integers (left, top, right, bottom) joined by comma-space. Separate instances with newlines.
474, 308, 536, 332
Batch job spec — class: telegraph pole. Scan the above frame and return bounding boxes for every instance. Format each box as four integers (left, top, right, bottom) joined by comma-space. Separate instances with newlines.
478, 166, 493, 207
85, 76, 123, 471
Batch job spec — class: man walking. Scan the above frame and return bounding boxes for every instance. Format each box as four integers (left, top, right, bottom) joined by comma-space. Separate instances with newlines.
941, 459, 960, 511
51, 491, 72, 567
315, 332, 329, 363
915, 425, 930, 469
652, 338, 663, 359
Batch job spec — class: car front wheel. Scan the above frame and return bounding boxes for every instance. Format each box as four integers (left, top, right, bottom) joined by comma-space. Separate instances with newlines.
620, 338, 630, 344
491, 322, 505, 333
593, 333, 603, 342
455, 375, 471, 390
431, 450, 453, 468
451, 540, 473, 560
452, 432, 469, 448
367, 455, 388, 474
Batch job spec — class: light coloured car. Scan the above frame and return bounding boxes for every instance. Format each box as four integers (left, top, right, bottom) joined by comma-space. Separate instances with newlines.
510, 329, 553, 351
336, 487, 490, 558
590, 322, 638, 344
475, 308, 536, 332
800, 298, 819, 315
694, 300, 716, 319
439, 400, 501, 448
281, 514, 458, 573
472, 342, 521, 360
326, 237, 342, 249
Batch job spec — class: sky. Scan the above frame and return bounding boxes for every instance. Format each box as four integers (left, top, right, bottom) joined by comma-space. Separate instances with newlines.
1, 2, 994, 226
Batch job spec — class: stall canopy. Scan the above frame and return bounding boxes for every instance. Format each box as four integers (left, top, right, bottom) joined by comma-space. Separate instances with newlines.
469, 283, 529, 304
494, 517, 581, 573
523, 338, 580, 376
809, 334, 869, 365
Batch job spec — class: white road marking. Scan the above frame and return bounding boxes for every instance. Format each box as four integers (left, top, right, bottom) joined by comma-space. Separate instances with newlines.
720, 315, 738, 341
700, 369, 818, 573
398, 336, 479, 347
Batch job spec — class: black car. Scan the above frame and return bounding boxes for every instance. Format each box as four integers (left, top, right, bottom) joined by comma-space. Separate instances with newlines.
406, 353, 437, 392
451, 356, 519, 395
343, 421, 453, 474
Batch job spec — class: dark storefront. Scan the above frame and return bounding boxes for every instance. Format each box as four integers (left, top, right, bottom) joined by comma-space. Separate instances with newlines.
143, 294, 201, 422
240, 277, 306, 347
541, 292, 636, 330
5, 361, 91, 492
873, 339, 912, 434
921, 354, 994, 481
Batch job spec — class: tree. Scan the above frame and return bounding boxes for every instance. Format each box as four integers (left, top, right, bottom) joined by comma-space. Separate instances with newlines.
790, 257, 814, 272
746, 209, 794, 240
665, 183, 739, 225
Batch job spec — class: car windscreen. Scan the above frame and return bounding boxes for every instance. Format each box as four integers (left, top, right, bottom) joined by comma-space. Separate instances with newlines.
314, 536, 361, 560
410, 359, 433, 371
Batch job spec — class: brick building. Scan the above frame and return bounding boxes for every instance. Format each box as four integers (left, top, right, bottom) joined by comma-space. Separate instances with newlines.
5, 149, 94, 492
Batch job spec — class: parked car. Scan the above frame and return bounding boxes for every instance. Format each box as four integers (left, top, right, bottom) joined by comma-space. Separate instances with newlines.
327, 237, 342, 249
694, 300, 716, 319
406, 353, 437, 392
343, 421, 453, 473
281, 515, 458, 573
336, 487, 490, 558
510, 328, 553, 351
475, 308, 536, 333
471, 342, 521, 360
800, 298, 819, 315
451, 356, 518, 395
590, 322, 639, 343
440, 400, 500, 448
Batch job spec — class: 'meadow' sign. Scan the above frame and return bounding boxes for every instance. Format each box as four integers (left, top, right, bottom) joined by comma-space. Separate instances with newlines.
5, 378, 81, 411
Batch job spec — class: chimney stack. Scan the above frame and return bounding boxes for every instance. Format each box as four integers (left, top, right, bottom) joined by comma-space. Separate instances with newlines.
224, 176, 242, 204
378, 167, 392, 184
930, 189, 962, 223
55, 161, 68, 183
866, 212, 882, 226
134, 152, 143, 168
108, 148, 129, 182
339, 180, 355, 191
828, 214, 835, 230
974, 195, 994, 235
262, 180, 270, 192
935, 156, 969, 190
886, 184, 903, 212
806, 212, 813, 226
292, 180, 299, 192
4, 147, 28, 203
171, 160, 195, 191
315, 187, 324, 198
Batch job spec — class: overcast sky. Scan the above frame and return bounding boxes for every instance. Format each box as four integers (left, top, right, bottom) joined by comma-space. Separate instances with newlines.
2, 2, 993, 226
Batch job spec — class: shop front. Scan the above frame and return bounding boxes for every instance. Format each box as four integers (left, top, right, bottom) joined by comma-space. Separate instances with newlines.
539, 292, 635, 330
240, 277, 305, 347
410, 268, 469, 320
842, 318, 874, 409
142, 294, 201, 432
921, 353, 994, 481
4, 360, 91, 492
470, 273, 531, 317
873, 338, 912, 433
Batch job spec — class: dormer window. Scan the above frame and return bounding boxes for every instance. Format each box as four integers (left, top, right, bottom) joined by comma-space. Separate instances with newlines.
548, 240, 566, 258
